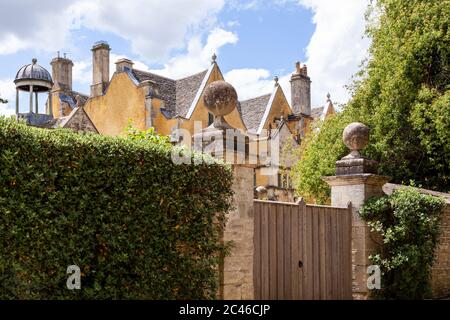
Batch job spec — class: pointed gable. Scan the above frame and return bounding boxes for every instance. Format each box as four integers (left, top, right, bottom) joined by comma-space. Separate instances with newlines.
256, 84, 292, 135
39, 107, 98, 133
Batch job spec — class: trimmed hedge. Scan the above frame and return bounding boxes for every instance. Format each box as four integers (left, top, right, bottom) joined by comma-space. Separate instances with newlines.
0, 117, 233, 299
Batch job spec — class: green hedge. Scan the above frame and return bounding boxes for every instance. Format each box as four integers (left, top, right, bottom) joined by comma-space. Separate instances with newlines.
360, 186, 445, 299
0, 117, 233, 299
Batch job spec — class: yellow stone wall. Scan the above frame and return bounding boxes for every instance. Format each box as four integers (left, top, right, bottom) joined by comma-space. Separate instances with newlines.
84, 73, 147, 136
150, 98, 177, 136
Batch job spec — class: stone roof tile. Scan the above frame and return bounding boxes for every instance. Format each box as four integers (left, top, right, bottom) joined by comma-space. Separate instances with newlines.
131, 69, 207, 118
239, 94, 271, 132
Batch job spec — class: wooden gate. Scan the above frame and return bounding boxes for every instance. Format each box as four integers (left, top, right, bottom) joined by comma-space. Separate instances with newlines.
253, 200, 352, 300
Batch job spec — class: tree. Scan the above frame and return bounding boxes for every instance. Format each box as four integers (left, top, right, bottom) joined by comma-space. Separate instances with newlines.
292, 0, 450, 203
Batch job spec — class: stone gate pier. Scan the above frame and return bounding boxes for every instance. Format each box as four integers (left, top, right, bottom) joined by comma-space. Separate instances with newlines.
323, 122, 389, 300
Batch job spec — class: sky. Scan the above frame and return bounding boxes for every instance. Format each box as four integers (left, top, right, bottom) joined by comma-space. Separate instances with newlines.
0, 0, 370, 116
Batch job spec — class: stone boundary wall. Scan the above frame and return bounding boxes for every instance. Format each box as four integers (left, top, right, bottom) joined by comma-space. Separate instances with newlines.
431, 204, 450, 298
220, 166, 255, 300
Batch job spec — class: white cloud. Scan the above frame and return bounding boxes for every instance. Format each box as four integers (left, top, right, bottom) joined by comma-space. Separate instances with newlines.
0, 0, 225, 62
226, 20, 241, 28
222, 0, 370, 107
68, 0, 225, 62
225, 68, 272, 100
150, 28, 238, 79
72, 53, 152, 87
0, 0, 76, 55
299, 0, 370, 106
72, 59, 92, 85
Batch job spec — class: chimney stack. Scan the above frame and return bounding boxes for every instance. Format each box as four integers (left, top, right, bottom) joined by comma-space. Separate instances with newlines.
51, 54, 74, 92
290, 61, 311, 116
91, 41, 111, 97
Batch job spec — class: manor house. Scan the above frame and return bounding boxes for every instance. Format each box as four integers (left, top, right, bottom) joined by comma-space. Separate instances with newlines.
13, 41, 335, 201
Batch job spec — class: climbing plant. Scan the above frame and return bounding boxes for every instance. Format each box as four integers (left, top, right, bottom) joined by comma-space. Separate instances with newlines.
360, 186, 445, 299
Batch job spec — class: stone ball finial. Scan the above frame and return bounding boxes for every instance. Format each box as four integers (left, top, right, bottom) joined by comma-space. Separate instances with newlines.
32, 58, 37, 64
203, 80, 237, 117
343, 122, 369, 158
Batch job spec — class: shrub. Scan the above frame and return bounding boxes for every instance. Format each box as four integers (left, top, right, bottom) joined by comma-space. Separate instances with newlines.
359, 186, 445, 299
0, 117, 233, 299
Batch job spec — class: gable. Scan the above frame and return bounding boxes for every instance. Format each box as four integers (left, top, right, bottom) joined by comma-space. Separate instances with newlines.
62, 107, 98, 133
178, 64, 247, 133
257, 85, 293, 135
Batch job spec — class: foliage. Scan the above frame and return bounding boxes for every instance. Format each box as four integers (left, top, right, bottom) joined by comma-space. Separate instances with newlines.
0, 94, 7, 104
291, 113, 353, 203
0, 117, 233, 299
124, 123, 171, 146
360, 186, 445, 299
292, 0, 450, 203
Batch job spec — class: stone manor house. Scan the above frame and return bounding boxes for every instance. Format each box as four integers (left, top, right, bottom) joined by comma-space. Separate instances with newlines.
13, 41, 335, 201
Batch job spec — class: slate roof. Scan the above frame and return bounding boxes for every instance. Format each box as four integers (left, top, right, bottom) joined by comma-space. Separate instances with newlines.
58, 91, 90, 108
239, 94, 271, 132
132, 69, 207, 118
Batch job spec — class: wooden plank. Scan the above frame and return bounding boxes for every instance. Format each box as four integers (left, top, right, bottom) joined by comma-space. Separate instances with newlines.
298, 202, 304, 300
319, 207, 327, 299
268, 203, 277, 299
291, 203, 300, 299
304, 206, 313, 299
336, 209, 343, 300
261, 202, 270, 300
284, 204, 292, 299
344, 205, 352, 299
254, 202, 261, 299
313, 206, 320, 299
325, 209, 332, 300
276, 204, 284, 299
330, 209, 338, 299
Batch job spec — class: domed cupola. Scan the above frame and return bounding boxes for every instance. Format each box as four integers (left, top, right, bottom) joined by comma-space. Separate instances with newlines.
14, 58, 53, 92
14, 58, 54, 122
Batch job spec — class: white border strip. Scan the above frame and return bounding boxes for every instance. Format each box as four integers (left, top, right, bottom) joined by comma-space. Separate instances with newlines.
257, 85, 278, 135
185, 64, 215, 119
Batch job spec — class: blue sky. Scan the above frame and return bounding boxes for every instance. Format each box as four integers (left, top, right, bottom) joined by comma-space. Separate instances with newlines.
0, 0, 370, 116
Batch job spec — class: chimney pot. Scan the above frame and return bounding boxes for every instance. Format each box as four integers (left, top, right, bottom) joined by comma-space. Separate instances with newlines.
290, 61, 311, 115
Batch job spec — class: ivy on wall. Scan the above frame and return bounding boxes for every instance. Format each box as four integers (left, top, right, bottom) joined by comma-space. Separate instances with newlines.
0, 117, 233, 299
360, 186, 446, 299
